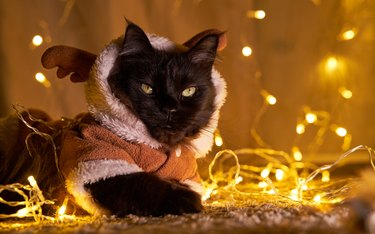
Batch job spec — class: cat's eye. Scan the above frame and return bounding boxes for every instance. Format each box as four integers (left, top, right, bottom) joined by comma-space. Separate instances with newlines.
181, 87, 197, 97
141, 83, 153, 95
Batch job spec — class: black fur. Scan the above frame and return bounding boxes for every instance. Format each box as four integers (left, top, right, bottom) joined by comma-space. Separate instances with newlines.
84, 172, 203, 217
88, 22, 220, 217
108, 22, 218, 146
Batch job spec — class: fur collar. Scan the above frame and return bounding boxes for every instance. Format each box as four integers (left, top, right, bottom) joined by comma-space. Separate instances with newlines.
85, 34, 227, 158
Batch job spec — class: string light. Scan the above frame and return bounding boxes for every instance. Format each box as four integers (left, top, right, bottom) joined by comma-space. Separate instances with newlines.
261, 90, 277, 105
214, 130, 223, 147
339, 87, 353, 99
325, 56, 338, 72
335, 127, 347, 137
305, 112, 317, 124
242, 46, 252, 57
247, 10, 266, 19
35, 72, 51, 88
292, 146, 303, 161
321, 171, 330, 182
203, 145, 375, 208
296, 123, 305, 134
340, 29, 357, 41
32, 35, 43, 46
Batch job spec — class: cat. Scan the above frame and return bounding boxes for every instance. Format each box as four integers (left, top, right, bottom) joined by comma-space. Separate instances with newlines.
84, 22, 221, 216
0, 21, 227, 217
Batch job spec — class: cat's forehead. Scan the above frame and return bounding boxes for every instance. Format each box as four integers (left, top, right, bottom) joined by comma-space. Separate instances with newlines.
147, 34, 188, 53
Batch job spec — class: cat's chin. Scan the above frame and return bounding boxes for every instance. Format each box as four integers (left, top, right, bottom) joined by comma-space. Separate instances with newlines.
149, 128, 187, 146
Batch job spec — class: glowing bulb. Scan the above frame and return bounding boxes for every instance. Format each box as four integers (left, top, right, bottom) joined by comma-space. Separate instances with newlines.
32, 35, 43, 46
296, 123, 305, 135
202, 187, 214, 201
235, 176, 243, 184
292, 146, 303, 161
275, 169, 285, 181
313, 194, 322, 203
258, 181, 268, 188
321, 171, 330, 182
261, 163, 272, 178
339, 87, 353, 99
341, 30, 356, 40
289, 189, 300, 201
58, 197, 69, 216
35, 73, 46, 83
305, 113, 317, 124
214, 135, 223, 147
335, 127, 347, 137
16, 207, 30, 217
27, 176, 37, 188
242, 46, 252, 57
268, 189, 276, 195
261, 169, 270, 178
35, 72, 51, 88
266, 94, 277, 105
325, 57, 338, 72
248, 10, 266, 19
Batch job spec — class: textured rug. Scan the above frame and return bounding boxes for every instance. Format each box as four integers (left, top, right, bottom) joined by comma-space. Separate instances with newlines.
0, 200, 364, 234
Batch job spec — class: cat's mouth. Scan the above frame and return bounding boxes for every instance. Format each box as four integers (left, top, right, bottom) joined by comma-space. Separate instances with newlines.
149, 127, 187, 146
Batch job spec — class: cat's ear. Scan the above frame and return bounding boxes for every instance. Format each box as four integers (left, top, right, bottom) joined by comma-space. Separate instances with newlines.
121, 20, 153, 56
187, 35, 219, 67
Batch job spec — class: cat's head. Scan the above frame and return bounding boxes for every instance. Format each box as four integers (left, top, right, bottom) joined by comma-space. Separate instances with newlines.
86, 21, 227, 155
107, 22, 220, 146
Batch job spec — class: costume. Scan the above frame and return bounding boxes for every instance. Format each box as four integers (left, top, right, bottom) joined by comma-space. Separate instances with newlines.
0, 26, 227, 216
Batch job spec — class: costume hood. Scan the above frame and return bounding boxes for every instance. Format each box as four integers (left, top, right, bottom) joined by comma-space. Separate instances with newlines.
85, 34, 227, 157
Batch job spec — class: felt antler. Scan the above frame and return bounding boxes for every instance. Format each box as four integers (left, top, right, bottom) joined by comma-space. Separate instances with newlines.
41, 29, 226, 83
41, 45, 96, 83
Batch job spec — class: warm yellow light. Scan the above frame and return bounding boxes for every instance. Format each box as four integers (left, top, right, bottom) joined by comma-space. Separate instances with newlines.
305, 113, 317, 124
325, 57, 338, 72
275, 169, 285, 181
296, 123, 305, 135
27, 176, 37, 188
202, 187, 214, 201
258, 181, 268, 188
58, 204, 66, 216
35, 73, 46, 83
253, 10, 266, 19
261, 163, 272, 178
313, 194, 322, 203
261, 168, 270, 178
242, 46, 252, 57
266, 95, 277, 105
268, 189, 276, 195
235, 176, 243, 184
339, 87, 353, 99
289, 189, 300, 201
341, 30, 356, 41
335, 127, 347, 137
16, 207, 30, 217
292, 146, 303, 161
35, 72, 51, 88
214, 135, 223, 147
321, 171, 330, 182
32, 35, 43, 46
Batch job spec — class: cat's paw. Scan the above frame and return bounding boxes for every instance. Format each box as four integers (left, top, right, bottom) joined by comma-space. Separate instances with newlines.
84, 172, 202, 217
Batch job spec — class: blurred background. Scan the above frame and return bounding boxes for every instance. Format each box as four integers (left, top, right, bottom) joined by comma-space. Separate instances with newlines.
0, 0, 374, 161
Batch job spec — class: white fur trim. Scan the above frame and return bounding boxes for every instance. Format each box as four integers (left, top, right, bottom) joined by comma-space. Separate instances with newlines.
86, 32, 227, 157
66, 159, 142, 216
181, 179, 204, 195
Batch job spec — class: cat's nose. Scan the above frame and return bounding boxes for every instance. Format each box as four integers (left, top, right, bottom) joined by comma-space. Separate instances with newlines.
166, 108, 177, 122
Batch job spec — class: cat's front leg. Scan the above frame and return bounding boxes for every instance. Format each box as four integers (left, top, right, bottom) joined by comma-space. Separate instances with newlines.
84, 172, 203, 217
